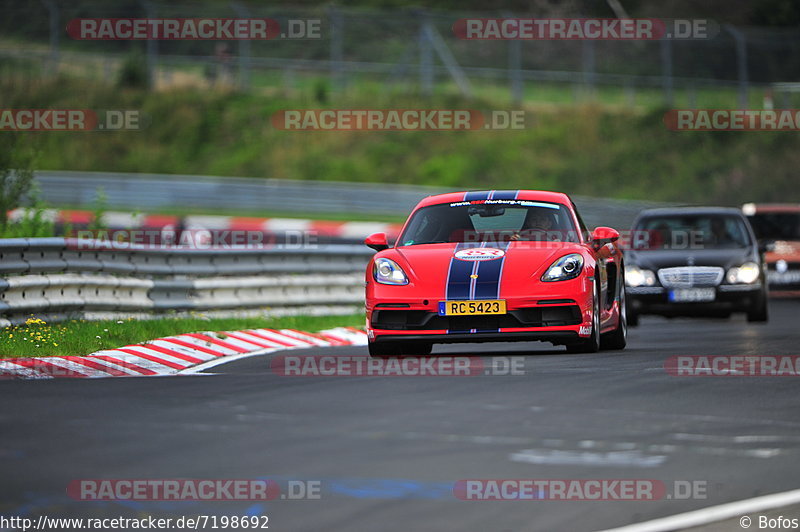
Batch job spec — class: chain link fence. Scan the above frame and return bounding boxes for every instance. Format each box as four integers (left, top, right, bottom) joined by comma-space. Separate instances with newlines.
2, 2, 799, 106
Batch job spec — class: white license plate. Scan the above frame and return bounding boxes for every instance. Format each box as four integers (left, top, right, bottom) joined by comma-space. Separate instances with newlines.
669, 288, 716, 303
768, 271, 800, 284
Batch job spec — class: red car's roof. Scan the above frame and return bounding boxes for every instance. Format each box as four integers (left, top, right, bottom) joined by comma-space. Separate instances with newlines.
415, 190, 573, 209
744, 203, 800, 214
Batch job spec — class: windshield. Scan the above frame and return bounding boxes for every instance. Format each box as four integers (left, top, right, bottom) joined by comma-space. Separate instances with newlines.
747, 212, 800, 242
633, 214, 751, 250
398, 200, 579, 246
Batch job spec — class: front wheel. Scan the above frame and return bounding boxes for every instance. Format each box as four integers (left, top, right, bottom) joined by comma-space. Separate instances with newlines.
747, 293, 769, 323
601, 284, 627, 351
566, 281, 601, 354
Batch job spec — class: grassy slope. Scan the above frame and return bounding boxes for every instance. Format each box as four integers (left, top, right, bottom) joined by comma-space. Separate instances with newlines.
3, 76, 800, 206
0, 314, 365, 358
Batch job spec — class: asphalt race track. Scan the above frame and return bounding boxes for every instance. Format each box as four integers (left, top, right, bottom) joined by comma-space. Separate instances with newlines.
2, 299, 800, 532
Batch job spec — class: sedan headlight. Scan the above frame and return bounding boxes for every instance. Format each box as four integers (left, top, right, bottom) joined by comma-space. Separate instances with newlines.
542, 253, 584, 282
625, 266, 656, 287
726, 262, 760, 284
373, 258, 409, 285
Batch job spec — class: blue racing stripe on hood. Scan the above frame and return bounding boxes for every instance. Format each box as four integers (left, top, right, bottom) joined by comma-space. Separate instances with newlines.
490, 190, 519, 200
463, 190, 491, 202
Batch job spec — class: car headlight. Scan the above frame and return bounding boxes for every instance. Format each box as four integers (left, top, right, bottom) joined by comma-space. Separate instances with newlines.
373, 258, 409, 285
727, 262, 760, 284
541, 253, 584, 282
625, 266, 656, 287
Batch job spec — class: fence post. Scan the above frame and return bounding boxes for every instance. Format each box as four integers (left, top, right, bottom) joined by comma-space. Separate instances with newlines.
329, 6, 344, 92
138, 0, 158, 89
582, 39, 596, 99
503, 11, 523, 106
725, 25, 749, 109
40, 0, 59, 77
660, 37, 673, 106
231, 2, 251, 91
418, 11, 434, 96
688, 83, 697, 109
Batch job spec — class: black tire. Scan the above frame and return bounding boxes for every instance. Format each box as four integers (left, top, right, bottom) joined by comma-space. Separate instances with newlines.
566, 280, 601, 354
627, 309, 640, 327
601, 281, 627, 351
747, 293, 769, 323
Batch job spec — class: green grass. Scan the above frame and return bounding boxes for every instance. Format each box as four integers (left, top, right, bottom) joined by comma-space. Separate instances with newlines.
3, 75, 800, 209
0, 313, 365, 358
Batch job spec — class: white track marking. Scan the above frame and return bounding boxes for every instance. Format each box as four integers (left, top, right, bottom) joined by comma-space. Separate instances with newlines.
598, 487, 800, 532
509, 449, 667, 468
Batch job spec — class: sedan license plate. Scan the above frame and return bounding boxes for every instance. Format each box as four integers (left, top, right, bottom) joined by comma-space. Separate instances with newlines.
668, 288, 716, 303
768, 271, 800, 284
438, 300, 506, 316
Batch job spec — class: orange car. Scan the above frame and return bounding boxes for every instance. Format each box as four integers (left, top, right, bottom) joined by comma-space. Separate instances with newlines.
743, 203, 800, 290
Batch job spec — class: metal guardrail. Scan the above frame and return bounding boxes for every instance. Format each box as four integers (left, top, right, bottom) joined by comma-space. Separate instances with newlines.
0, 238, 373, 327
34, 170, 670, 231
5, 174, 674, 326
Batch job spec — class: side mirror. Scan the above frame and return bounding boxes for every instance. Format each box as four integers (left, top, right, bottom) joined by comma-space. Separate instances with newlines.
591, 226, 620, 244
759, 241, 775, 254
365, 232, 389, 251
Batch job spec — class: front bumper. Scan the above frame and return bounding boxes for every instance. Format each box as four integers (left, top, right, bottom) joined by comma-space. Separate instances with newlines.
366, 273, 597, 345
627, 283, 764, 316
370, 330, 581, 346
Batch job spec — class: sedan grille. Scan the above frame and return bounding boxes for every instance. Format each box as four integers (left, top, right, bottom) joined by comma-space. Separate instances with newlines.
657, 266, 724, 288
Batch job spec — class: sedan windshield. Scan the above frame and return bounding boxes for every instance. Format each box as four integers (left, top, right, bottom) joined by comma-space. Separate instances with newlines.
633, 214, 751, 250
398, 200, 579, 246
747, 212, 800, 242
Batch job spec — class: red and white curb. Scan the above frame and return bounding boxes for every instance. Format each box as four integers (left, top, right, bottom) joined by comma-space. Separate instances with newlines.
0, 327, 367, 379
8, 208, 403, 240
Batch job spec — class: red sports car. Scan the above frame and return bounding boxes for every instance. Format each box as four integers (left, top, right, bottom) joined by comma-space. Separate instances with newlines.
364, 190, 627, 356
